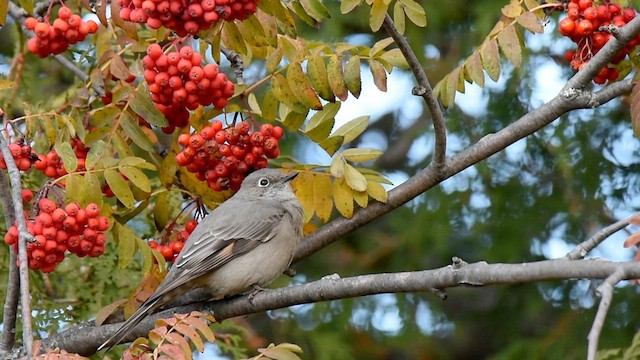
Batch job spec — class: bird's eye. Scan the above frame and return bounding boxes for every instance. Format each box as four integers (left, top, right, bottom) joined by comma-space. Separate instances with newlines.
258, 178, 270, 187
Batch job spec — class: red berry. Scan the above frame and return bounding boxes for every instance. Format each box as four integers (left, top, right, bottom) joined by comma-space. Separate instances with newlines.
22, 189, 34, 203
85, 203, 101, 218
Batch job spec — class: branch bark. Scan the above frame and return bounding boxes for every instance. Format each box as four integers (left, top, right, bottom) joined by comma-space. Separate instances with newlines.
565, 212, 638, 260
293, 16, 640, 264
382, 14, 447, 170
0, 172, 20, 354
39, 258, 640, 356
587, 267, 626, 360
0, 130, 33, 359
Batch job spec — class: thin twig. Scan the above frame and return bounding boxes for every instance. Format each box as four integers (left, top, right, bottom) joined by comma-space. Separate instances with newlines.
565, 213, 638, 260
381, 14, 447, 172
0, 172, 20, 353
0, 124, 33, 359
587, 267, 626, 360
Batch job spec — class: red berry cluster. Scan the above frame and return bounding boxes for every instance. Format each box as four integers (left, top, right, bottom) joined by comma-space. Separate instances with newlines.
4, 199, 110, 273
176, 120, 283, 191
0, 139, 39, 171
149, 219, 198, 261
25, 6, 98, 58
118, 0, 259, 36
34, 138, 89, 178
143, 44, 235, 133
559, 0, 639, 84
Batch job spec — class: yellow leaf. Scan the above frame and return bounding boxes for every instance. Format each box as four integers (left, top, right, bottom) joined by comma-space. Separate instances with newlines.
300, 0, 331, 22
344, 163, 368, 191
480, 39, 501, 82
340, 0, 361, 14
367, 180, 388, 203
332, 115, 369, 144
501, 0, 523, 18
332, 178, 354, 218
266, 47, 283, 73
370, 37, 395, 57
292, 172, 315, 222
53, 141, 78, 174
272, 74, 308, 113
497, 24, 522, 68
369, 0, 388, 31
330, 156, 346, 178
369, 59, 387, 91
327, 55, 348, 101
516, 12, 544, 34
393, 1, 406, 34
307, 102, 340, 130
353, 190, 368, 208
221, 21, 247, 55
0, 80, 16, 91
464, 51, 485, 87
399, 0, 426, 27
341, 148, 383, 162
313, 172, 334, 222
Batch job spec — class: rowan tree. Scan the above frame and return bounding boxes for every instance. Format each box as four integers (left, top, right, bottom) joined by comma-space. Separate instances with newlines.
2, 0, 640, 359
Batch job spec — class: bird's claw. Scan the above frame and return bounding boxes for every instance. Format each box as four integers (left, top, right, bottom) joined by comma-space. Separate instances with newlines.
248, 284, 265, 304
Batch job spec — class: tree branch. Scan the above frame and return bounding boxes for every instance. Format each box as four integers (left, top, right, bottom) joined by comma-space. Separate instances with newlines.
0, 172, 20, 354
37, 258, 640, 356
382, 14, 447, 170
565, 212, 638, 260
0, 126, 33, 359
293, 12, 640, 266
587, 267, 626, 360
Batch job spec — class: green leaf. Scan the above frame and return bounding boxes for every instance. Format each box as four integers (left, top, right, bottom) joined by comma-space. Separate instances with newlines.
272, 74, 308, 113
305, 117, 334, 142
119, 156, 156, 170
120, 111, 155, 152
480, 39, 501, 82
399, 0, 426, 27
283, 110, 309, 130
221, 21, 247, 55
65, 174, 83, 204
266, 47, 283, 73
290, 1, 318, 27
369, 59, 387, 91
114, 222, 137, 268
343, 163, 368, 192
308, 102, 340, 130
318, 136, 343, 155
380, 48, 409, 69
327, 55, 348, 101
85, 140, 106, 171
497, 24, 522, 68
332, 115, 369, 143
299, 0, 331, 22
54, 141, 78, 174
119, 166, 151, 193
287, 62, 323, 110
340, 0, 361, 14
83, 172, 104, 206
307, 54, 335, 102
342, 148, 383, 162
136, 237, 153, 272
91, 105, 121, 128
262, 89, 279, 120
129, 89, 168, 127
370, 0, 388, 32
105, 168, 135, 208
344, 56, 362, 98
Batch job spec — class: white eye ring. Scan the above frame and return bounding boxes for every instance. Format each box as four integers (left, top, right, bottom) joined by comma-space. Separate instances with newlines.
258, 178, 270, 187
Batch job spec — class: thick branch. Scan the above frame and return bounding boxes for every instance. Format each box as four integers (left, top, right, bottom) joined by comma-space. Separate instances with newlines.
294, 14, 640, 264
39, 258, 640, 356
382, 15, 447, 170
0, 173, 20, 354
0, 131, 33, 359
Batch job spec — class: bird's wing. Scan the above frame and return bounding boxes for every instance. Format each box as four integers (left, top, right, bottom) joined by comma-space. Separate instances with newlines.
149, 200, 286, 299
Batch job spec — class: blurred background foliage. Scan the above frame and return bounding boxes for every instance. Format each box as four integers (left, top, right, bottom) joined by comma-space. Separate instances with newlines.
1, 0, 640, 359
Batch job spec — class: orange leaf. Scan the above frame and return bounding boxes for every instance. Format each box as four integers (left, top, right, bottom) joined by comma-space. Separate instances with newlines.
497, 24, 522, 68
480, 39, 501, 82
95, 298, 128, 326
624, 231, 640, 248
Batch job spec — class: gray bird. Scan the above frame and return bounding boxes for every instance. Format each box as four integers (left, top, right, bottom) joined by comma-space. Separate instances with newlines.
98, 168, 303, 351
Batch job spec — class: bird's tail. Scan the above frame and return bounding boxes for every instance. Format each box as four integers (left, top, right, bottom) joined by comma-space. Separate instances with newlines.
97, 296, 162, 353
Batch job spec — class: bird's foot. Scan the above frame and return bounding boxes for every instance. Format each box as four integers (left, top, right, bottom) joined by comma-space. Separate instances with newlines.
248, 284, 266, 304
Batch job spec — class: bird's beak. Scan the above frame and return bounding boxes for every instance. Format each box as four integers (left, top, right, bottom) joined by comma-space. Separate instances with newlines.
282, 171, 299, 182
